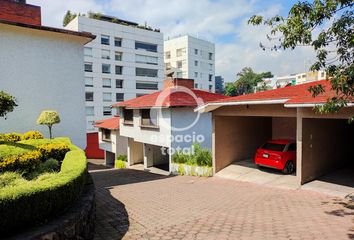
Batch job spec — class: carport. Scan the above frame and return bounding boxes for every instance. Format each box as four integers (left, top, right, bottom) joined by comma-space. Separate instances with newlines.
197, 80, 354, 192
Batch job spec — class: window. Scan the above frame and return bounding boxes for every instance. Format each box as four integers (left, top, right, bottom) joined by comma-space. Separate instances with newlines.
102, 78, 111, 88
176, 72, 182, 78
84, 47, 92, 57
208, 52, 213, 60
86, 106, 94, 116
84, 62, 93, 72
194, 60, 198, 66
321, 71, 325, 78
115, 65, 123, 75
176, 61, 183, 68
103, 92, 112, 102
85, 92, 94, 101
116, 79, 123, 88
166, 62, 171, 69
115, 51, 122, 61
165, 51, 171, 59
209, 85, 213, 92
136, 81, 158, 90
101, 49, 110, 59
288, 143, 296, 151
101, 35, 110, 45
102, 129, 111, 141
136, 67, 158, 77
194, 49, 198, 55
261, 142, 286, 152
194, 72, 198, 78
116, 93, 124, 102
194, 83, 198, 88
135, 41, 157, 52
136, 54, 158, 65
85, 77, 93, 87
114, 37, 122, 47
102, 64, 111, 74
123, 109, 133, 124
87, 120, 95, 130
209, 74, 213, 82
141, 109, 158, 127
103, 106, 112, 116
209, 63, 213, 70
176, 48, 186, 57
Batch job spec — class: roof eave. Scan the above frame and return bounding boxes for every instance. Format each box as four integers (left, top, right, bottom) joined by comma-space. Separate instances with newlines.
284, 103, 354, 108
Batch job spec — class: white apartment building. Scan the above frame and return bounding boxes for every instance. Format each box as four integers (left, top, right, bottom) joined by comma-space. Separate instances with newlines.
164, 35, 215, 92
65, 14, 164, 132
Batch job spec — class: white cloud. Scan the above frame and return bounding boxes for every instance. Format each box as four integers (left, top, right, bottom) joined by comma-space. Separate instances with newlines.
28, 0, 317, 82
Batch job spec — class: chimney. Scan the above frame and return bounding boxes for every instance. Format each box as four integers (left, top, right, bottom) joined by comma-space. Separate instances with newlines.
163, 78, 195, 90
0, 0, 41, 26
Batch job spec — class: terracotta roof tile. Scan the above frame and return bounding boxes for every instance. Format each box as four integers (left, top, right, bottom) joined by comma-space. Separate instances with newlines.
94, 117, 120, 130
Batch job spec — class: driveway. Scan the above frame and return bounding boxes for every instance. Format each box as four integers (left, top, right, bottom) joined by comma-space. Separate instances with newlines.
89, 163, 354, 240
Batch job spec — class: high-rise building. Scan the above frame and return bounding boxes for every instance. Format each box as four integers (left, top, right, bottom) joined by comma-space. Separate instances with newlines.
65, 14, 164, 132
164, 35, 215, 92
215, 76, 224, 94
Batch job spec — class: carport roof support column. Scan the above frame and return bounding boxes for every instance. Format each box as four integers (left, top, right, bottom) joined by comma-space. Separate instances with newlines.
296, 108, 303, 186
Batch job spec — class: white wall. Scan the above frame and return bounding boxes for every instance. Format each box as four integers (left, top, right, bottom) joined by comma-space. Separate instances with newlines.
164, 35, 215, 91
0, 24, 88, 148
66, 16, 164, 132
98, 128, 128, 156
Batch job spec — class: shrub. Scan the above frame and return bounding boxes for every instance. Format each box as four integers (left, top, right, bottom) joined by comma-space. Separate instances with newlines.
22, 131, 44, 140
0, 150, 42, 172
26, 158, 60, 180
37, 143, 70, 161
114, 159, 126, 169
3, 133, 22, 142
0, 141, 87, 234
0, 172, 25, 189
172, 151, 188, 164
172, 144, 212, 167
116, 154, 127, 162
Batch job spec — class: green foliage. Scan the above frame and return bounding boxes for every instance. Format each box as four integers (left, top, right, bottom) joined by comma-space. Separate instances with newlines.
0, 91, 17, 118
2, 133, 22, 142
248, 0, 353, 120
0, 141, 87, 234
62, 10, 77, 27
36, 143, 70, 162
22, 131, 44, 140
0, 172, 25, 189
0, 150, 42, 173
172, 144, 212, 167
26, 158, 60, 180
36, 110, 61, 139
114, 159, 126, 169
224, 82, 237, 96
116, 154, 127, 162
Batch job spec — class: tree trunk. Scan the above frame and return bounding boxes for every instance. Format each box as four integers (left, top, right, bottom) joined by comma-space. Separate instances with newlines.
48, 125, 52, 139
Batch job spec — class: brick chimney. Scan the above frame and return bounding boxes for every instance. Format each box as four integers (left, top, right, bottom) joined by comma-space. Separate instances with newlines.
163, 78, 195, 90
0, 0, 41, 26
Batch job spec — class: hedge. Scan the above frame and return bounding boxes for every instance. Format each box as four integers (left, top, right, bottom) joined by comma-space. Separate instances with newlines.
0, 138, 87, 235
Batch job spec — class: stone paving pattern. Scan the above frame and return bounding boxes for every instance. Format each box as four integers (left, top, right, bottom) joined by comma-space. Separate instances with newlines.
89, 167, 354, 240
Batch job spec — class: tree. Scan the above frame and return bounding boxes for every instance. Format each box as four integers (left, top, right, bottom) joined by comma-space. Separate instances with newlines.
234, 67, 274, 95
36, 111, 60, 139
224, 82, 237, 96
248, 0, 353, 121
0, 91, 17, 119
63, 10, 77, 27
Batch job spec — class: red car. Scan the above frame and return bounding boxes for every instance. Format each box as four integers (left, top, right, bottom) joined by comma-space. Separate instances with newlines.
254, 139, 296, 174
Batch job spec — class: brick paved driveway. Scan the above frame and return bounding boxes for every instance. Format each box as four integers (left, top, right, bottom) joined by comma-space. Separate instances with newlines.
89, 166, 354, 240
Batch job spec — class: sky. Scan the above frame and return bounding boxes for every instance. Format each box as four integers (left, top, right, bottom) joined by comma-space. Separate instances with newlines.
28, 0, 317, 82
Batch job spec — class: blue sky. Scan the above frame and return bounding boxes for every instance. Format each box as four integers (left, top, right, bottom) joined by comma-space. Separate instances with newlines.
29, 0, 316, 82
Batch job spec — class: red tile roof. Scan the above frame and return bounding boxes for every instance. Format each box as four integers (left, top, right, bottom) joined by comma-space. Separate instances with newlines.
209, 80, 344, 105
113, 87, 229, 109
94, 117, 120, 130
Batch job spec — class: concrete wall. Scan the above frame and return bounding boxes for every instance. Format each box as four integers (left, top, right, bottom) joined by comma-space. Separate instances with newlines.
0, 24, 88, 149
144, 143, 169, 168
98, 128, 128, 156
272, 117, 296, 139
301, 118, 354, 184
127, 138, 143, 165
171, 108, 212, 153
214, 116, 272, 173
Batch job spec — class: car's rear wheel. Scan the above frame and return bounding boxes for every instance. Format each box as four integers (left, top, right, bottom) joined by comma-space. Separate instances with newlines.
283, 161, 295, 174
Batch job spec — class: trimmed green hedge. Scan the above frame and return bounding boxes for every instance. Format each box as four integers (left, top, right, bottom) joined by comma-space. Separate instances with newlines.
0, 138, 87, 234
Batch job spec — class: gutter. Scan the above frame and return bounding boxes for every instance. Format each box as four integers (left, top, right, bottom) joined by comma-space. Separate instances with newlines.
284, 103, 354, 108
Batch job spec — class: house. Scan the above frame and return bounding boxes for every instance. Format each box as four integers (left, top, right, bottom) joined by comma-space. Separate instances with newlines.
94, 116, 128, 165
164, 35, 215, 92
112, 78, 228, 172
65, 13, 164, 158
196, 80, 354, 186
0, 0, 95, 148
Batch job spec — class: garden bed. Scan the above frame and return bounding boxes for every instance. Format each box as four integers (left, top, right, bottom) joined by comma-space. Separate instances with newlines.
170, 163, 213, 177
0, 136, 88, 235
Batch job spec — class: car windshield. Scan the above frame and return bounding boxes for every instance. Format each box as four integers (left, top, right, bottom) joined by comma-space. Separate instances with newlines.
261, 142, 286, 152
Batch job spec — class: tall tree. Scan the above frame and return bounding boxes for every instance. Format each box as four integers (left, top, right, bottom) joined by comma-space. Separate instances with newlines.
0, 91, 17, 119
63, 10, 77, 27
235, 67, 274, 95
224, 82, 237, 96
249, 0, 353, 121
